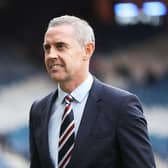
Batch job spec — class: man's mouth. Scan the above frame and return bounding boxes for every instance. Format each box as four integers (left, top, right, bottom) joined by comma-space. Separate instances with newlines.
49, 64, 63, 69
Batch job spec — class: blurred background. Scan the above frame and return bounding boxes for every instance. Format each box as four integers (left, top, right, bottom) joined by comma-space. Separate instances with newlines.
0, 0, 168, 167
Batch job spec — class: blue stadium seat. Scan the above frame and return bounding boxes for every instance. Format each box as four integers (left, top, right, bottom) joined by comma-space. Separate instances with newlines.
5, 126, 29, 160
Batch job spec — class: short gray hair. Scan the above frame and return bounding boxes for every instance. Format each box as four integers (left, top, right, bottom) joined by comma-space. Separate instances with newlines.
47, 15, 95, 46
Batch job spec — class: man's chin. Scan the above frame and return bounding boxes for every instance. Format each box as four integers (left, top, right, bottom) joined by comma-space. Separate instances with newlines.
50, 75, 65, 82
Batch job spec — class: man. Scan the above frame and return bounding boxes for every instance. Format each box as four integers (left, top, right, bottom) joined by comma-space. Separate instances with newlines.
29, 15, 156, 168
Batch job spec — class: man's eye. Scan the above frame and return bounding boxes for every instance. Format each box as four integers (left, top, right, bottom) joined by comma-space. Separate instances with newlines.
56, 43, 67, 50
43, 44, 50, 51
57, 45, 63, 49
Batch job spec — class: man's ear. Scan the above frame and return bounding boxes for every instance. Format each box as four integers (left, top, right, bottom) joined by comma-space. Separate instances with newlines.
83, 42, 95, 61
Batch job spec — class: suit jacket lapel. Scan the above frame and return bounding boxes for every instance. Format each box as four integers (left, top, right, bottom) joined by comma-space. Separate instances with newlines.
41, 90, 58, 168
69, 78, 102, 167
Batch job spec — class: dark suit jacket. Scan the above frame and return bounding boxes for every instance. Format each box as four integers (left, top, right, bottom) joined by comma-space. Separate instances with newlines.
29, 77, 156, 168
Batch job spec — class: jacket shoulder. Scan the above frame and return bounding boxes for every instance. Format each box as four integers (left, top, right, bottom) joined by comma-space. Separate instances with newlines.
29, 90, 57, 118
94, 78, 134, 98
93, 78, 142, 109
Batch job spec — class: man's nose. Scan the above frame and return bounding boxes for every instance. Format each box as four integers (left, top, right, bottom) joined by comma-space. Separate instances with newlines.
47, 47, 59, 58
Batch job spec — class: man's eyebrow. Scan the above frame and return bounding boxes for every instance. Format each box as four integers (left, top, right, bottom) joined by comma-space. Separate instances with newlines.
42, 41, 69, 49
55, 41, 69, 47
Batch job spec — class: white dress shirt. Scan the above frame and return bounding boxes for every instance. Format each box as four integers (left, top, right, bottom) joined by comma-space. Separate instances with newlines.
48, 74, 93, 168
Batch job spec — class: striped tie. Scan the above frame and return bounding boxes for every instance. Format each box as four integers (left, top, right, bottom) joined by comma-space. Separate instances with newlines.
58, 95, 75, 168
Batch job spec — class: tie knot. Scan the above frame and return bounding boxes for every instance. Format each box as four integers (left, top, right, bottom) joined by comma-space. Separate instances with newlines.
64, 95, 73, 104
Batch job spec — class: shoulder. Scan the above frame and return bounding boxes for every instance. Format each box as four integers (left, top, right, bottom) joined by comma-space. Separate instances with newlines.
33, 90, 56, 107
93, 77, 136, 100
29, 90, 57, 118
92, 77, 143, 111
93, 77, 144, 122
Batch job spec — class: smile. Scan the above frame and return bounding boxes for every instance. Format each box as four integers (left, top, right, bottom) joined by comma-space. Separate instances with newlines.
49, 64, 63, 69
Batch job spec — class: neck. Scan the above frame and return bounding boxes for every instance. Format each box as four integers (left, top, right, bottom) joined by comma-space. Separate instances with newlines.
59, 72, 90, 93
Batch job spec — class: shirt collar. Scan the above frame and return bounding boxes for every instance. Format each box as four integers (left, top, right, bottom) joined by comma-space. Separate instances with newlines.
57, 86, 67, 105
71, 73, 93, 103
57, 74, 93, 103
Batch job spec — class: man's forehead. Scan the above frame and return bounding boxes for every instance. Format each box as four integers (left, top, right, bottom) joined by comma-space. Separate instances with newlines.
46, 24, 75, 34
45, 26, 74, 41
43, 26, 77, 44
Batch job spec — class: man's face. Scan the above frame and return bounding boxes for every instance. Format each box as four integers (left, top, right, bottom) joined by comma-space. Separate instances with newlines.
43, 24, 87, 83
